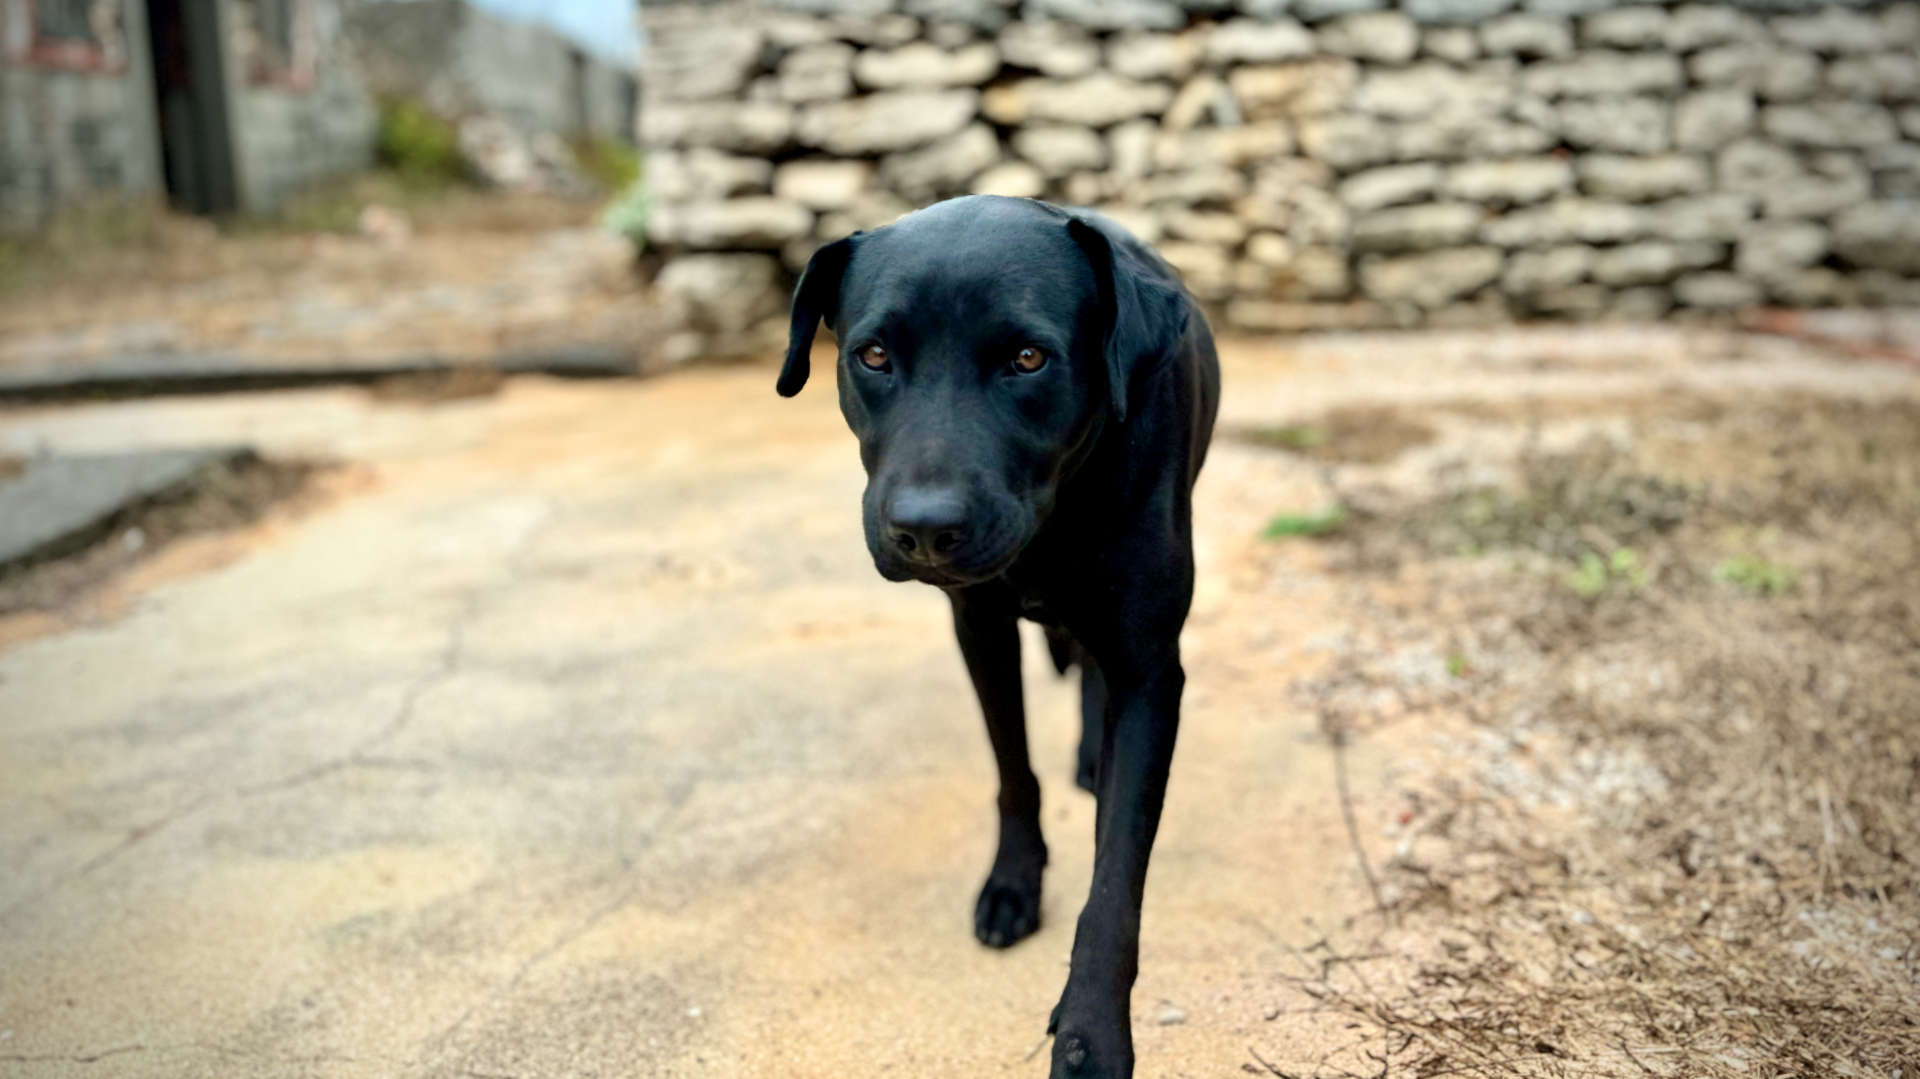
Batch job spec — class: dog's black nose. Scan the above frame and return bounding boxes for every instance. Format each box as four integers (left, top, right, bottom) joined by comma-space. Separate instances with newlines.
887, 486, 969, 564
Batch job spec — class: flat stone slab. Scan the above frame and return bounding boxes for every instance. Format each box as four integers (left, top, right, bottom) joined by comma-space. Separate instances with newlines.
0, 346, 638, 403
0, 447, 250, 568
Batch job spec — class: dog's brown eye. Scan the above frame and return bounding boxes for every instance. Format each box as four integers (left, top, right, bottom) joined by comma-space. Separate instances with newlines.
858, 345, 889, 371
1012, 347, 1046, 373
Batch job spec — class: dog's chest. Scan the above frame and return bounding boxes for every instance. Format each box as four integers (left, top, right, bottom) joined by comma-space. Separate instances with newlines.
1002, 538, 1096, 629
1005, 564, 1073, 627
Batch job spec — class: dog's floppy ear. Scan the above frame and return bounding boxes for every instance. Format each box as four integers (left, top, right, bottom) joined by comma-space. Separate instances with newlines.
1067, 217, 1189, 424
778, 236, 856, 397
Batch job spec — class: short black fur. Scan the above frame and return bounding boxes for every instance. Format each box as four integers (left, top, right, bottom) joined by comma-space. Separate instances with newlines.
781, 195, 1221, 1079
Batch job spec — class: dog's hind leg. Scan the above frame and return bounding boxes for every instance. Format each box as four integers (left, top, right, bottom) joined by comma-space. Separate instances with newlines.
951, 585, 1048, 949
1044, 624, 1076, 676
1075, 655, 1107, 795
1044, 625, 1105, 794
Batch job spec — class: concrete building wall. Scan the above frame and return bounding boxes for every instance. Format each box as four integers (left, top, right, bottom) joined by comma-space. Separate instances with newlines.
581, 53, 638, 143
448, 5, 578, 132
0, 0, 375, 229
0, 0, 164, 232
350, 0, 637, 141
1, 0, 633, 231
345, 0, 462, 113
221, 0, 376, 215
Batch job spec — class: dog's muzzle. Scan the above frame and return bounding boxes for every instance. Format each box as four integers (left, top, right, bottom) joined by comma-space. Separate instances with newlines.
885, 485, 970, 568
866, 482, 1030, 586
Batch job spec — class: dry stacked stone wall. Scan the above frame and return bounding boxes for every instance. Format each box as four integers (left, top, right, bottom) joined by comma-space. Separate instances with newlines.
638, 0, 1920, 358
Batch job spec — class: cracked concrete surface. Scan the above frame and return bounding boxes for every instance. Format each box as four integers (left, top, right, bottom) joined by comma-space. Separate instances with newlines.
2, 327, 1910, 1078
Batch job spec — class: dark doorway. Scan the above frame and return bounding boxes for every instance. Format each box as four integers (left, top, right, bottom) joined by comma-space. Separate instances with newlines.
145, 0, 238, 215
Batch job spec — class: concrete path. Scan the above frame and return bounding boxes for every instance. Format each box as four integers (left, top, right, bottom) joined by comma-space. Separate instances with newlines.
2, 327, 1910, 1078
0, 448, 247, 567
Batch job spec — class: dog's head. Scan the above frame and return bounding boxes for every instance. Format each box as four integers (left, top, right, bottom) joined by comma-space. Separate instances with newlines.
779, 196, 1187, 586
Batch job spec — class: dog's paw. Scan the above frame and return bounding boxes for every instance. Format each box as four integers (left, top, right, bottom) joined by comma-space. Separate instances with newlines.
974, 875, 1041, 948
1048, 985, 1133, 1078
1049, 1018, 1133, 1078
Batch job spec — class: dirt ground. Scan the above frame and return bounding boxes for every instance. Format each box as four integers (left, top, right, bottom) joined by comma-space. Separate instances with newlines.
1234, 389, 1920, 1078
0, 324, 1915, 1078
0, 193, 652, 374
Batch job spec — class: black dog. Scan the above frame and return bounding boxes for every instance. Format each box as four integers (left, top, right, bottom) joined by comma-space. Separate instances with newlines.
779, 195, 1220, 1078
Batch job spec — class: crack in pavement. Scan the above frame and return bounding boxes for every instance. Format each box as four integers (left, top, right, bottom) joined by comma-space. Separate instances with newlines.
241, 502, 557, 798
423, 777, 700, 1063
0, 1044, 147, 1066
0, 794, 213, 927
0, 1042, 376, 1066
1, 504, 555, 930
232, 607, 470, 801
234, 559, 505, 800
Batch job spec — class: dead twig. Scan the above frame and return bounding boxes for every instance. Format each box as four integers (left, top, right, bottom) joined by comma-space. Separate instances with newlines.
1327, 720, 1390, 921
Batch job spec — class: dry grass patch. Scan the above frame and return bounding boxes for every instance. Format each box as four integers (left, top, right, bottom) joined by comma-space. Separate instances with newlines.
1254, 391, 1920, 1078
1235, 404, 1440, 465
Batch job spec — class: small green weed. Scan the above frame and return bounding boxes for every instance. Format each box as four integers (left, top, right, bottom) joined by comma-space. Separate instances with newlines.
376, 97, 465, 188
1237, 407, 1437, 464
572, 137, 642, 194
1248, 424, 1326, 452
1263, 505, 1347, 540
1714, 555, 1795, 597
1566, 547, 1647, 599
600, 177, 649, 249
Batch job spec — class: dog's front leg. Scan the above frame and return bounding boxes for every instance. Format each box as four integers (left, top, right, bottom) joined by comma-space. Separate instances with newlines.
950, 585, 1048, 949
1049, 651, 1182, 1079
